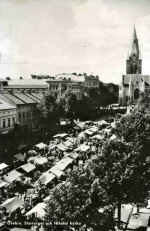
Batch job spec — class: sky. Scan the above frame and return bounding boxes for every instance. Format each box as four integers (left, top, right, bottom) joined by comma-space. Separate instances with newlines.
0, 0, 150, 84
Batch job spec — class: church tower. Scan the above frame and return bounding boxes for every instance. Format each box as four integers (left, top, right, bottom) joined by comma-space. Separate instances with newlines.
126, 26, 142, 74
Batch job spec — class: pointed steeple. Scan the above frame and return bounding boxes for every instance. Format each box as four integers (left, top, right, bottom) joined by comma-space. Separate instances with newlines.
126, 26, 142, 74
131, 26, 139, 57
133, 25, 137, 40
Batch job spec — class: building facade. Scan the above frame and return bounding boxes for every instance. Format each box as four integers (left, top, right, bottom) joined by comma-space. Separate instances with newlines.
47, 73, 99, 99
119, 27, 150, 106
0, 95, 17, 135
0, 77, 48, 133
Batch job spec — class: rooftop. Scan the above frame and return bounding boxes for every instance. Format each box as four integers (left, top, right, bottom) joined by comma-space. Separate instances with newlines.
4, 77, 48, 86
0, 95, 17, 110
2, 92, 43, 105
123, 74, 150, 85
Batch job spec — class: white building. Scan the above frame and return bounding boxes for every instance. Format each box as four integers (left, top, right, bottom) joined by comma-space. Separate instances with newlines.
0, 95, 17, 135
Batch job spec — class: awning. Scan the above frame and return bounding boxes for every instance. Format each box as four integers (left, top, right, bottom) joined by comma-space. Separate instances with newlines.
10, 228, 30, 231
25, 202, 46, 219
53, 133, 68, 138
75, 122, 85, 129
0, 196, 23, 213
72, 125, 81, 131
57, 143, 68, 151
109, 134, 117, 141
84, 130, 94, 136
3, 170, 22, 183
98, 120, 109, 125
18, 163, 36, 173
91, 134, 103, 140
55, 157, 73, 171
85, 120, 92, 124
35, 142, 47, 149
39, 172, 55, 185
0, 180, 8, 188
63, 140, 73, 147
31, 155, 48, 165
0, 163, 8, 170
78, 132, 86, 138
61, 157, 74, 165
49, 167, 64, 178
69, 152, 79, 159
55, 162, 68, 171
75, 144, 90, 152
14, 153, 25, 161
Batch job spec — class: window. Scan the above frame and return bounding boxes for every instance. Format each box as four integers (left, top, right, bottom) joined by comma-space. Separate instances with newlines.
12, 117, 15, 123
19, 112, 21, 119
27, 111, 29, 118
23, 112, 25, 119
3, 120, 6, 128
134, 88, 140, 100
8, 118, 10, 127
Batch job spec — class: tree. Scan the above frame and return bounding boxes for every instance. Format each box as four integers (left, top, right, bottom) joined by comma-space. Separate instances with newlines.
64, 92, 78, 119
37, 93, 58, 125
45, 166, 115, 231
138, 90, 150, 110
90, 82, 118, 108
112, 102, 150, 214
88, 140, 134, 227
77, 95, 95, 120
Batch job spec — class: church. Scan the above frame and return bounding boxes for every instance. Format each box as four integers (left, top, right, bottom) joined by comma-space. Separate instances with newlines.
119, 27, 150, 106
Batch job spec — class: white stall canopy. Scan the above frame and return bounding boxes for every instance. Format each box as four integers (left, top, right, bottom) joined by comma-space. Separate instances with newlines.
25, 202, 46, 219
0, 197, 23, 213
3, 170, 22, 183
35, 142, 47, 149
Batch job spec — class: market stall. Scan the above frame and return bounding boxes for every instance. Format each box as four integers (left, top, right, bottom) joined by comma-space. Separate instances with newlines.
0, 196, 23, 214
34, 142, 47, 150
25, 202, 46, 220
38, 172, 55, 185
3, 170, 22, 183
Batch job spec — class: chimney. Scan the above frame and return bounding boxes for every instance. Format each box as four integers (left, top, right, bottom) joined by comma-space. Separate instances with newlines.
6, 77, 11, 81
0, 83, 3, 91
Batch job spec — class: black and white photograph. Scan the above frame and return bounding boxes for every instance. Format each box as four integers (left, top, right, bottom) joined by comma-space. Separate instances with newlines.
0, 0, 150, 230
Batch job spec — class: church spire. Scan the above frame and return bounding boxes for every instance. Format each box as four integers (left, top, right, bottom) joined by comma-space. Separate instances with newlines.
131, 26, 139, 58
133, 25, 137, 40
126, 26, 142, 74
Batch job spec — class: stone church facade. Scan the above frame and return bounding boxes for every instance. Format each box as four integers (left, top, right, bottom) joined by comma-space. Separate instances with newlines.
119, 27, 150, 106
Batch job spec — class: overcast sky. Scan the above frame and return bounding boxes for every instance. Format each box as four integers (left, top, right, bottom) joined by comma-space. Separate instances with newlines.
0, 0, 150, 83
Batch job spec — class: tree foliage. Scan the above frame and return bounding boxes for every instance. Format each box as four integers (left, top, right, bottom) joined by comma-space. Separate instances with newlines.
44, 92, 150, 228
45, 167, 115, 231
90, 82, 118, 107
37, 92, 58, 123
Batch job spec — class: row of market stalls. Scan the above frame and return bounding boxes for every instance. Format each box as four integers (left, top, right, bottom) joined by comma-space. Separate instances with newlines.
0, 119, 118, 229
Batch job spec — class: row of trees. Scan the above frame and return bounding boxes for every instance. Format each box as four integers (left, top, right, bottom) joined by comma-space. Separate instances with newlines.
38, 82, 118, 124
38, 91, 94, 123
44, 95, 150, 230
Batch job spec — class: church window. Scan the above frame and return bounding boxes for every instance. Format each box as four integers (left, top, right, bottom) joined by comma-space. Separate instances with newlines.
134, 88, 140, 100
